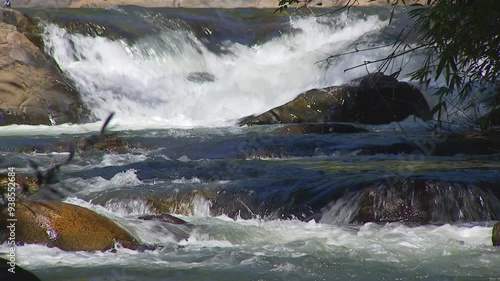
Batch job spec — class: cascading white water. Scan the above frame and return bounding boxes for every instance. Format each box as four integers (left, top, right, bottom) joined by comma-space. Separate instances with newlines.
42, 12, 422, 128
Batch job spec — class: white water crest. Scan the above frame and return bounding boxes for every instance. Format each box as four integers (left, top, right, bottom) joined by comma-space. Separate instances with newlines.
4, 216, 498, 280
42, 12, 422, 129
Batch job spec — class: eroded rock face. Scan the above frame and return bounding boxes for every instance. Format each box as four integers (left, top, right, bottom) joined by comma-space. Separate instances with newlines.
240, 73, 430, 126
0, 200, 139, 251
0, 8, 88, 125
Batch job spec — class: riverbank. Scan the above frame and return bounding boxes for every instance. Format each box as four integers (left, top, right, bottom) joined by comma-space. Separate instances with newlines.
10, 0, 425, 8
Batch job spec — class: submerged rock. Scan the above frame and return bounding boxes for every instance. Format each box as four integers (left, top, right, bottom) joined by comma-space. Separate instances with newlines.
0, 8, 88, 125
240, 72, 430, 126
186, 72, 216, 83
0, 200, 140, 251
0, 173, 39, 198
272, 123, 368, 135
77, 133, 133, 153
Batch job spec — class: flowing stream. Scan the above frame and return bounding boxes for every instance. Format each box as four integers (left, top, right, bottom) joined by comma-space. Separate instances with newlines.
1, 6, 499, 281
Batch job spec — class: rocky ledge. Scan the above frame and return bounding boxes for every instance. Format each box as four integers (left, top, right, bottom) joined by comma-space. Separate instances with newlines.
0, 8, 88, 126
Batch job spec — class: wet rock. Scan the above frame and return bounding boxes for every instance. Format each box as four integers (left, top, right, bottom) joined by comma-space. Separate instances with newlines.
138, 213, 188, 225
240, 72, 430, 126
77, 133, 133, 153
209, 187, 314, 221
0, 8, 88, 125
493, 222, 500, 246
0, 257, 41, 281
187, 72, 216, 83
321, 179, 500, 224
0, 172, 39, 198
0, 199, 140, 251
273, 123, 368, 135
52, 16, 154, 42
146, 190, 215, 216
138, 213, 192, 241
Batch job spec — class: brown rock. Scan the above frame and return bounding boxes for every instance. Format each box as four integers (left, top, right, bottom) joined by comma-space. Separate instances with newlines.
493, 222, 500, 246
240, 73, 430, 126
78, 133, 132, 153
146, 190, 215, 215
0, 173, 39, 196
0, 8, 88, 125
138, 213, 188, 225
0, 199, 139, 251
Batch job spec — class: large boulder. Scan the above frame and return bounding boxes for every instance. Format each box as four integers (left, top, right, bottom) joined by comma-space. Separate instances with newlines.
0, 8, 88, 125
240, 72, 431, 126
0, 199, 140, 251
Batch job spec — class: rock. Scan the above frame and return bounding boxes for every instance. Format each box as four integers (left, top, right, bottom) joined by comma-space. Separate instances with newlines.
239, 72, 430, 126
146, 190, 216, 215
186, 72, 216, 83
77, 133, 133, 153
0, 172, 39, 198
493, 222, 500, 246
0, 257, 41, 281
272, 123, 368, 135
138, 214, 192, 242
0, 8, 88, 125
0, 199, 140, 251
320, 179, 500, 224
138, 213, 188, 225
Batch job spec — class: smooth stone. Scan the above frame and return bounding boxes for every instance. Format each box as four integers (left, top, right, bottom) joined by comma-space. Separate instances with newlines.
0, 199, 140, 251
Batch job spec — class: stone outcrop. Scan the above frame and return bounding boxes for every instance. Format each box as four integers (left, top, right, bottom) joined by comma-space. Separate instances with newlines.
240, 73, 431, 126
493, 222, 500, 246
0, 199, 140, 251
0, 8, 88, 125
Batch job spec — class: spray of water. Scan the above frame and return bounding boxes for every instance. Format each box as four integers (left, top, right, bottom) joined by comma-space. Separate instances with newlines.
42, 12, 408, 128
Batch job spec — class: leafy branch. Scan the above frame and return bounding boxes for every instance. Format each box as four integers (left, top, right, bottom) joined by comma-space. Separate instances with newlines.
276, 0, 500, 131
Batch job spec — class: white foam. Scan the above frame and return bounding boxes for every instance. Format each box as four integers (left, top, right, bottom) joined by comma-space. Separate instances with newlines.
41, 13, 408, 129
68, 169, 143, 195
1, 209, 496, 275
172, 177, 202, 184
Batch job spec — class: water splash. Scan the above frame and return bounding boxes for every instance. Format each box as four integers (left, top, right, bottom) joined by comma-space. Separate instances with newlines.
320, 180, 500, 224
42, 12, 405, 128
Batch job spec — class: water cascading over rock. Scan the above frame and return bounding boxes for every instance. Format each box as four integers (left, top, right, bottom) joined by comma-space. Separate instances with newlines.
320, 179, 500, 224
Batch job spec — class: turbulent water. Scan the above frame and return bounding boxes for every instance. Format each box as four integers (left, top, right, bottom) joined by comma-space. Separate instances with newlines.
1, 6, 500, 281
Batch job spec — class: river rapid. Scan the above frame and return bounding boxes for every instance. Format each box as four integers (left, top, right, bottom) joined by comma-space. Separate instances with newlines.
1, 6, 499, 281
